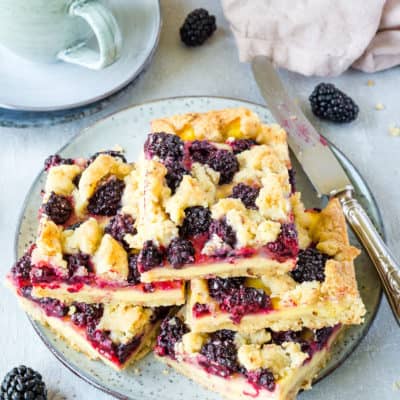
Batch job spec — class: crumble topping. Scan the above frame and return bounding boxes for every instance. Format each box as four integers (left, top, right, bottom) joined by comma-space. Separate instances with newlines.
62, 218, 102, 255
44, 164, 82, 200
93, 234, 129, 281
96, 303, 152, 345
75, 154, 133, 215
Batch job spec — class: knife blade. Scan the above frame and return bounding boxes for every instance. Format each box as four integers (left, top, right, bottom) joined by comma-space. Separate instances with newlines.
251, 56, 352, 197
251, 55, 400, 326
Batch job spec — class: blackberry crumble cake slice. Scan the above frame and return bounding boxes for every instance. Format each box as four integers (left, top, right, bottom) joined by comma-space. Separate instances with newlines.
7, 274, 168, 371
7, 151, 185, 306
185, 196, 365, 333
124, 108, 299, 282
155, 314, 342, 400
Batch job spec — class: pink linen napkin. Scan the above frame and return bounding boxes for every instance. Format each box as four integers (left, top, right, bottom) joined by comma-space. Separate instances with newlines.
222, 0, 400, 76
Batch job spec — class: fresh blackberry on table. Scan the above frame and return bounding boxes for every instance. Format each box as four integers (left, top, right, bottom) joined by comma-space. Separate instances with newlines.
309, 83, 359, 123
0, 365, 47, 400
180, 8, 216, 47
43, 192, 73, 225
291, 247, 329, 283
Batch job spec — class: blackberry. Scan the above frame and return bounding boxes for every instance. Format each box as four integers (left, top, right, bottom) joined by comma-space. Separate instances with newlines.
221, 287, 271, 322
105, 214, 136, 249
167, 238, 195, 268
229, 139, 257, 154
180, 8, 216, 47
156, 317, 188, 358
208, 149, 239, 185
127, 254, 141, 285
114, 337, 142, 364
314, 327, 334, 350
30, 266, 57, 284
137, 241, 164, 272
11, 252, 32, 281
0, 366, 47, 400
246, 369, 275, 392
71, 302, 103, 328
39, 298, 68, 318
72, 173, 81, 187
189, 140, 217, 164
231, 183, 260, 209
65, 222, 82, 230
179, 206, 211, 238
144, 132, 184, 161
200, 330, 239, 377
291, 247, 329, 283
209, 218, 237, 247
207, 277, 245, 302
309, 83, 359, 123
44, 154, 73, 171
192, 303, 210, 317
266, 223, 298, 260
87, 177, 125, 216
43, 192, 72, 225
65, 253, 93, 278
163, 159, 188, 193
271, 330, 301, 345
88, 150, 127, 164
288, 169, 296, 193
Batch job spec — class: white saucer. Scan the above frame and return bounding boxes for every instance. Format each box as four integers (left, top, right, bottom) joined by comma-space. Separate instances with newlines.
0, 0, 161, 112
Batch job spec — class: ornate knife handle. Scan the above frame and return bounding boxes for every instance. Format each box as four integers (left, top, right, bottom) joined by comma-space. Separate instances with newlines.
335, 189, 400, 325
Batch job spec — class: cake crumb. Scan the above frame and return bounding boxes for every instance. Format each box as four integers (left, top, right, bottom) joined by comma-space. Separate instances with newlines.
375, 103, 385, 111
392, 380, 400, 390
162, 369, 170, 375
113, 144, 124, 152
389, 126, 400, 137
133, 368, 140, 375
367, 79, 375, 87
289, 115, 297, 121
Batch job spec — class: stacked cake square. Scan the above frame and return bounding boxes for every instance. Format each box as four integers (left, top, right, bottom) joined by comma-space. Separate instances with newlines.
6, 108, 365, 399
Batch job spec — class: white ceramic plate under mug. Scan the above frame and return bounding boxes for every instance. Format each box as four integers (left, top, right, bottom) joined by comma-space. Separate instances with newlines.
0, 0, 161, 111
15, 97, 382, 399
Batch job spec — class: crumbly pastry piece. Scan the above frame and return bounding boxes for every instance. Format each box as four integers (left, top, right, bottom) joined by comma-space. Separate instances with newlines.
7, 282, 167, 371
185, 197, 365, 333
8, 151, 185, 306
155, 314, 342, 400
127, 108, 299, 282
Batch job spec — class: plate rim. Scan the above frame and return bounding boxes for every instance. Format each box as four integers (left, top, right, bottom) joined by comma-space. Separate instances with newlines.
14, 95, 383, 399
0, 0, 161, 112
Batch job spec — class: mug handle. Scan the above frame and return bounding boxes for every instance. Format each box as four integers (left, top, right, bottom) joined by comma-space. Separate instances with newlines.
57, 0, 122, 70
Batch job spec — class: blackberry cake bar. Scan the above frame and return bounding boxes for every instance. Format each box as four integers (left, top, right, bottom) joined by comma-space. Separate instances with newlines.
7, 274, 167, 370
156, 315, 342, 400
185, 196, 365, 332
11, 152, 185, 306
125, 108, 300, 282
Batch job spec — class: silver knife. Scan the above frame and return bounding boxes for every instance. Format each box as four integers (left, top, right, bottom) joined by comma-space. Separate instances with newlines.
252, 55, 400, 325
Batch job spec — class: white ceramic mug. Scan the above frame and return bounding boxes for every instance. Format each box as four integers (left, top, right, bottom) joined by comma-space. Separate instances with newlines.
0, 0, 122, 70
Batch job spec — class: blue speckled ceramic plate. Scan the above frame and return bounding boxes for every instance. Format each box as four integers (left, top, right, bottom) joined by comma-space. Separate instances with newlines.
15, 97, 382, 399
